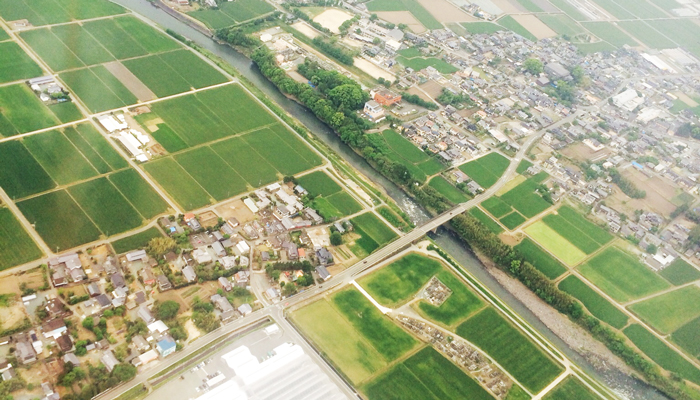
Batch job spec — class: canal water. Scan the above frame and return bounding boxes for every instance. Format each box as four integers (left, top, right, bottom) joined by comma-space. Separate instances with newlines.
109, 1, 667, 397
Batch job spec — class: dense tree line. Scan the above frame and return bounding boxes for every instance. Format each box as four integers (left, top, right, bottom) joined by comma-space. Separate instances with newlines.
676, 123, 700, 140
311, 37, 355, 65
609, 168, 646, 198
400, 92, 439, 110
450, 213, 692, 400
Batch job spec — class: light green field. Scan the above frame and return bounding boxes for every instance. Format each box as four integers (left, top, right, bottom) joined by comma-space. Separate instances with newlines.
459, 152, 510, 189
188, 0, 275, 29
461, 22, 503, 34
543, 376, 599, 400
396, 56, 458, 74
296, 171, 341, 197
616, 21, 676, 49
0, 42, 43, 84
23, 130, 98, 185
581, 22, 638, 48
559, 275, 628, 329
578, 247, 670, 303
468, 207, 503, 234
111, 227, 163, 254
659, 258, 700, 285
144, 158, 211, 210
537, 14, 585, 36
416, 270, 484, 327
0, 84, 60, 136
428, 176, 467, 204
524, 221, 587, 266
0, 0, 125, 26
498, 16, 537, 42
629, 285, 700, 334
366, 0, 442, 30
293, 298, 387, 384
0, 208, 43, 270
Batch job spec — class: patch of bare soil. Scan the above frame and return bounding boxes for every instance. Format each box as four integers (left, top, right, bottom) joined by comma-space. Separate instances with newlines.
215, 199, 256, 224
198, 211, 219, 228
375, 11, 426, 33
104, 61, 157, 102
415, 0, 476, 22
561, 142, 611, 163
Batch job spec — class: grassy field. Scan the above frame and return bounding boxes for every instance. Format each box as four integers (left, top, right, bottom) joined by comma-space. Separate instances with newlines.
23, 130, 98, 185
0, 42, 43, 84
0, 141, 56, 199
672, 316, 700, 357
74, 124, 128, 169
363, 347, 493, 400
60, 66, 137, 113
468, 207, 503, 234
211, 137, 279, 186
500, 178, 551, 218
624, 324, 700, 385
63, 127, 111, 174
359, 253, 443, 307
659, 258, 700, 285
578, 247, 670, 303
0, 0, 125, 26
457, 308, 564, 392
558, 206, 613, 243
122, 50, 227, 98
548, 0, 589, 20
383, 130, 429, 163
428, 176, 467, 204
482, 196, 512, 218
614, 0, 667, 18
333, 288, 417, 361
52, 23, 115, 66
537, 14, 585, 36
629, 286, 700, 334
525, 221, 587, 266
326, 192, 362, 215
575, 41, 617, 54
543, 376, 599, 400
558, 276, 628, 329
366, 0, 442, 30
581, 22, 638, 48
498, 16, 537, 42
297, 171, 341, 197
352, 212, 398, 246
541, 206, 611, 254
373, 130, 444, 182
500, 211, 526, 230
108, 169, 169, 219
461, 22, 503, 34
396, 56, 458, 74
144, 158, 211, 210
48, 102, 83, 124
174, 146, 248, 202
111, 227, 163, 254
67, 177, 142, 236
293, 299, 387, 384
20, 28, 85, 72
616, 21, 676, 49
515, 0, 543, 12
188, 0, 275, 29
0, 84, 60, 135
0, 208, 42, 270
646, 19, 700, 56
18, 190, 102, 251
589, 0, 635, 19
459, 152, 509, 188
417, 270, 484, 327
514, 238, 567, 279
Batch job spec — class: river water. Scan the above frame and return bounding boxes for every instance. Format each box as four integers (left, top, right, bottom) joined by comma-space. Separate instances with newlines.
111, 1, 666, 397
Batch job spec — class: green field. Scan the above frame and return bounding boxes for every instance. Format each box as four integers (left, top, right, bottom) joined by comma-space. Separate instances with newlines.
23, 130, 99, 185
326, 192, 362, 215
373, 130, 444, 182
363, 347, 493, 400
672, 316, 700, 357
575, 42, 617, 54
0, 208, 42, 270
541, 206, 611, 254
459, 152, 510, 188
500, 211, 527, 230
48, 102, 83, 124
111, 227, 163, 254
351, 212, 398, 245
396, 56, 458, 74
500, 178, 551, 218
659, 258, 700, 285
498, 16, 537, 42
63, 127, 111, 174
0, 0, 125, 26
144, 158, 211, 210
359, 253, 443, 307
297, 171, 341, 197
515, 0, 543, 12
589, 0, 635, 19
74, 124, 128, 169
293, 299, 387, 384
123, 50, 227, 97
60, 66, 138, 113
581, 22, 638, 48
210, 136, 278, 186
18, 190, 102, 251
333, 288, 417, 361
417, 270, 484, 327
0, 141, 56, 199
468, 207, 503, 234
457, 308, 563, 392
382, 130, 429, 163
624, 324, 700, 385
578, 247, 670, 303
51, 23, 115, 66
543, 377, 599, 400
174, 146, 248, 202
428, 176, 467, 204
629, 285, 700, 334
558, 276, 628, 329
67, 177, 142, 236
0, 42, 43, 84
514, 238, 567, 279
0, 27, 8, 41
616, 21, 676, 49
0, 84, 60, 135
461, 22, 503, 34
108, 169, 169, 219
366, 0, 442, 30
548, 0, 589, 20
537, 14, 585, 36
525, 221, 587, 266
482, 196, 512, 218
188, 0, 275, 29
20, 28, 85, 72
558, 206, 613, 244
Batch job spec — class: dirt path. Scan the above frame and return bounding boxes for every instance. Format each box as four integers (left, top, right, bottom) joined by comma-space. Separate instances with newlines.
104, 61, 157, 102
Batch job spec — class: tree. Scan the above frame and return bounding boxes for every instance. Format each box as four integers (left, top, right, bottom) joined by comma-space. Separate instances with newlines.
330, 231, 343, 246
646, 244, 658, 254
146, 237, 177, 259
523, 58, 543, 75
155, 300, 180, 321
282, 283, 297, 297
111, 364, 136, 382
689, 225, 700, 247
370, 13, 377, 21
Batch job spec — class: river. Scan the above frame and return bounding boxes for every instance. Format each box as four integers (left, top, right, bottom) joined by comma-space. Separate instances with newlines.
110, 1, 666, 398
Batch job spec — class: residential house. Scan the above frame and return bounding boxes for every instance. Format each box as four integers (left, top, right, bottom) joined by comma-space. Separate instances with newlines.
237, 303, 252, 316
140, 268, 156, 286
132, 335, 150, 353
364, 100, 385, 121
156, 337, 176, 357
55, 333, 72, 353
218, 277, 232, 292
138, 306, 155, 324
182, 265, 196, 283
156, 275, 172, 291
316, 265, 331, 281
110, 272, 126, 289
316, 248, 333, 266
15, 338, 36, 364
42, 318, 67, 339
211, 294, 235, 322
233, 271, 249, 286
100, 350, 119, 372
